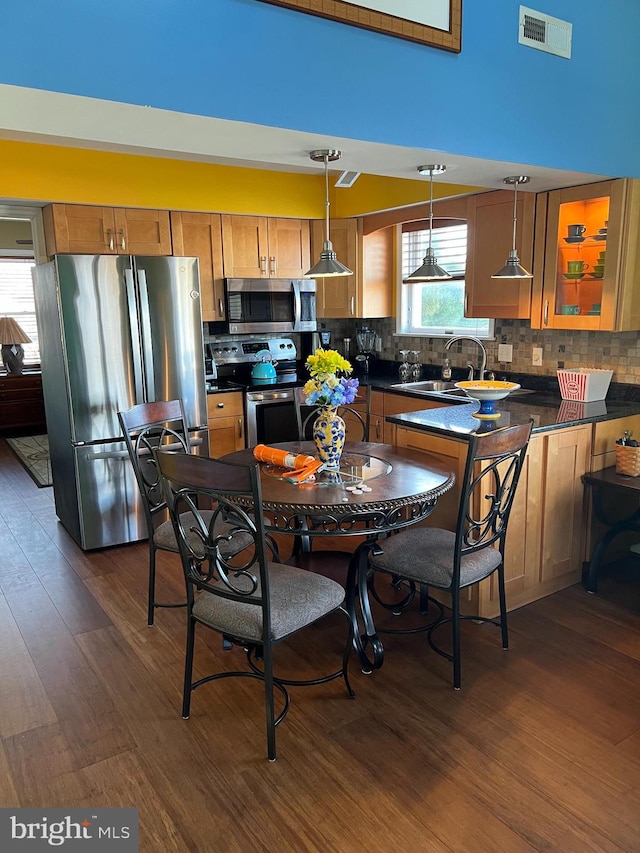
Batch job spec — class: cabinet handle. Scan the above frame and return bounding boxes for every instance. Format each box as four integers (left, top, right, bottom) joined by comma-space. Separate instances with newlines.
543, 300, 549, 326
107, 229, 114, 251
375, 419, 380, 440
350, 296, 355, 316
217, 402, 224, 408
238, 418, 243, 438
269, 256, 276, 276
218, 298, 224, 316
119, 229, 126, 251
260, 256, 267, 275
464, 292, 468, 315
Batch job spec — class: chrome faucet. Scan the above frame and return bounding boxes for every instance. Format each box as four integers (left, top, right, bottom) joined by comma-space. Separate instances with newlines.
444, 335, 488, 382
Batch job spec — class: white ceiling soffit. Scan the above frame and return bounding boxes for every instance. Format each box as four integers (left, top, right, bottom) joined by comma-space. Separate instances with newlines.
0, 84, 610, 194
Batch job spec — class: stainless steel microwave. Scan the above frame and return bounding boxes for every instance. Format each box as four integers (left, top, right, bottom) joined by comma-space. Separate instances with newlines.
224, 278, 317, 334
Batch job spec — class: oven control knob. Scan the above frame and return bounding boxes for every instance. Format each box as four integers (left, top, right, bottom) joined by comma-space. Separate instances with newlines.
231, 346, 238, 353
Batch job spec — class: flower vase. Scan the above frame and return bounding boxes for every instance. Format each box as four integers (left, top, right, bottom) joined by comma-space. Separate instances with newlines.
312, 407, 346, 469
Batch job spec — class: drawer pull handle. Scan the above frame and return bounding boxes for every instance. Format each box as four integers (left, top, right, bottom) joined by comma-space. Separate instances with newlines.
217, 402, 224, 408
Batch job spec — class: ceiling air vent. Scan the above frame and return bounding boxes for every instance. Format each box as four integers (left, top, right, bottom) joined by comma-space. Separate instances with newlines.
335, 170, 361, 188
519, 6, 572, 59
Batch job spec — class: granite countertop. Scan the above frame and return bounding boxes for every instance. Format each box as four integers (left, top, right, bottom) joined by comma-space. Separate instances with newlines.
360, 369, 640, 439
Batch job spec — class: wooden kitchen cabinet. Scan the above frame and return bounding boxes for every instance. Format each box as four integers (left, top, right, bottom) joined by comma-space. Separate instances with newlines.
171, 212, 225, 322
0, 373, 46, 431
312, 219, 393, 319
394, 421, 591, 618
370, 390, 385, 443
369, 389, 451, 444
465, 189, 535, 319
43, 204, 172, 256
207, 392, 245, 457
531, 179, 640, 331
221, 215, 310, 279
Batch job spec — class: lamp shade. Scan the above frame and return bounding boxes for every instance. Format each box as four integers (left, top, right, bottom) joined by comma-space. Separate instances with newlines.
0, 317, 31, 344
303, 149, 353, 278
404, 165, 452, 283
491, 176, 533, 279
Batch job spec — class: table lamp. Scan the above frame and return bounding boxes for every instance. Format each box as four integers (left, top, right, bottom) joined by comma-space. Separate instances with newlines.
0, 317, 32, 374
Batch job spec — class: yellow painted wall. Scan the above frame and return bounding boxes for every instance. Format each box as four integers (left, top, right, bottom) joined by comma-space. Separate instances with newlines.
0, 139, 480, 220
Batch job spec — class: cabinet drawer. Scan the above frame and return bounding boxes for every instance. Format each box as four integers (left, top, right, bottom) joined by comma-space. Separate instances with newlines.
0, 376, 42, 392
207, 392, 244, 420
384, 393, 450, 416
0, 400, 46, 428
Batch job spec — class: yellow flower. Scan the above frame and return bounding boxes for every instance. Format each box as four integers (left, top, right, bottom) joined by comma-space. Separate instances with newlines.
305, 348, 352, 378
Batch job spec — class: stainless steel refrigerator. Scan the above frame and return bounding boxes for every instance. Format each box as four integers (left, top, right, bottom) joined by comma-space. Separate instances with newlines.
32, 254, 209, 550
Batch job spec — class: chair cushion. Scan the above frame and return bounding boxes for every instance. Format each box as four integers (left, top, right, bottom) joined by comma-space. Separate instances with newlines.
153, 511, 253, 558
192, 562, 345, 642
369, 527, 503, 590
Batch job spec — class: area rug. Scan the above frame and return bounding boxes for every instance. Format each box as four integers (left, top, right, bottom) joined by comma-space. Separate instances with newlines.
6, 434, 52, 487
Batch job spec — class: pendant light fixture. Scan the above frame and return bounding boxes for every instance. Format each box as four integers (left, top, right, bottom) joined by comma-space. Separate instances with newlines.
491, 176, 533, 278
404, 165, 452, 282
303, 149, 353, 278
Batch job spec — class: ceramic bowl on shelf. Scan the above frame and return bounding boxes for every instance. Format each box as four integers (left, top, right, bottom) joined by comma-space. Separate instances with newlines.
455, 380, 521, 420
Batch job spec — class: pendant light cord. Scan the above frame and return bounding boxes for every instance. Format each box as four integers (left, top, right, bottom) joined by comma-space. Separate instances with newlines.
324, 154, 330, 246
428, 169, 434, 252
511, 179, 519, 253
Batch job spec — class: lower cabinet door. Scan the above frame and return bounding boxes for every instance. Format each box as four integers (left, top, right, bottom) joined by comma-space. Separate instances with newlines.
208, 417, 245, 457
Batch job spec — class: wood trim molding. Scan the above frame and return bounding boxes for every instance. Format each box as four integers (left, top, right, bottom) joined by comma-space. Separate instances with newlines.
257, 1, 462, 52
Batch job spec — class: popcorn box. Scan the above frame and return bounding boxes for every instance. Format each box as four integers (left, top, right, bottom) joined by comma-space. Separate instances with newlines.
556, 369, 613, 402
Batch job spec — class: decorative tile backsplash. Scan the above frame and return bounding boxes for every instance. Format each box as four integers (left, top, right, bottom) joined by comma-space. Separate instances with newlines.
319, 318, 640, 384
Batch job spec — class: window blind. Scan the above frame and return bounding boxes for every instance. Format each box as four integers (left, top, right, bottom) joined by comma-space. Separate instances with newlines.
0, 260, 40, 364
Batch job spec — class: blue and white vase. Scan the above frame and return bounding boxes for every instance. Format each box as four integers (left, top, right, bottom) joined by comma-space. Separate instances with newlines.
313, 407, 346, 470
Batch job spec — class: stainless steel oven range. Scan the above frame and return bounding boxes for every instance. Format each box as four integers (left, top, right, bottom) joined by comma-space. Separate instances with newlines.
208, 337, 303, 446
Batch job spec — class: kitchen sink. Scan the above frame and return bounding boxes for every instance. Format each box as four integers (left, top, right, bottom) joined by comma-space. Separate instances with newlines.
390, 380, 459, 392
390, 380, 538, 398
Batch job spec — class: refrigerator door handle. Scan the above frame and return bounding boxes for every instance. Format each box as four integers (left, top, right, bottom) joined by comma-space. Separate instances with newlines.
136, 269, 156, 402
124, 267, 145, 401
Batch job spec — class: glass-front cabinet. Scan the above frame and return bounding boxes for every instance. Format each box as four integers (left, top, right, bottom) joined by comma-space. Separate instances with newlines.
531, 179, 640, 331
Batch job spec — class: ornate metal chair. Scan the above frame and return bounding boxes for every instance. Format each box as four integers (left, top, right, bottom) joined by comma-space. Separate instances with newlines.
118, 399, 253, 626
368, 421, 533, 689
155, 448, 354, 761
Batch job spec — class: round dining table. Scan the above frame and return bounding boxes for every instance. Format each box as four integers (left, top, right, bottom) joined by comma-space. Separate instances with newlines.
220, 441, 455, 671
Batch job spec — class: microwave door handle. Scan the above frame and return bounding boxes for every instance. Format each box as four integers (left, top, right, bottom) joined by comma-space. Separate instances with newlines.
124, 267, 145, 401
137, 269, 156, 402
292, 280, 302, 331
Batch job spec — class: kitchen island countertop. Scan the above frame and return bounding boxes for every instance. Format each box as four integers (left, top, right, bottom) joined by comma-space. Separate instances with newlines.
364, 376, 640, 438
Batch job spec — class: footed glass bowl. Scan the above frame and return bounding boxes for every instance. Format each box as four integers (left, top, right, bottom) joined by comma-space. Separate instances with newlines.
455, 380, 521, 419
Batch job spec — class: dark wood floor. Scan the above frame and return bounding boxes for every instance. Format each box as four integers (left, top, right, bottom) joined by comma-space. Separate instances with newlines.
2, 438, 640, 852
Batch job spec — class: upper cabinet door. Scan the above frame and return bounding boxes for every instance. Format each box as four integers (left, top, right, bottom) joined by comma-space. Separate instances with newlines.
221, 215, 270, 277
267, 218, 310, 278
312, 219, 358, 318
531, 179, 640, 331
170, 211, 225, 321
221, 215, 309, 278
312, 218, 393, 319
43, 204, 117, 255
113, 208, 172, 256
465, 190, 535, 319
